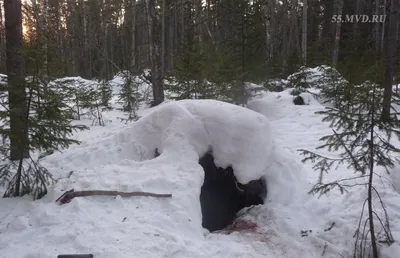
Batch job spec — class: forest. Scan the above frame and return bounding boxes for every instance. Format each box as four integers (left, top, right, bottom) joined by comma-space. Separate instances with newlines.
2, 1, 396, 82
1, 1, 400, 258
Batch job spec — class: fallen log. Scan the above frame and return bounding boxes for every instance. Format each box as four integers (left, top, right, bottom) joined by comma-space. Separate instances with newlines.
55, 189, 172, 205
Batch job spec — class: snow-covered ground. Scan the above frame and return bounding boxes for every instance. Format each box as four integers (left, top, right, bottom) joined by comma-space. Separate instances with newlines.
1, 80, 400, 258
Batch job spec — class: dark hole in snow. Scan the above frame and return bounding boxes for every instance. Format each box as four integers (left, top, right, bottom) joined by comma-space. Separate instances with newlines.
154, 148, 161, 158
293, 95, 305, 105
199, 151, 267, 232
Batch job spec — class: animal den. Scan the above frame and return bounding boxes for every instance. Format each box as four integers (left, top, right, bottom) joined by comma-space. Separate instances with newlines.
146, 100, 275, 232
198, 151, 267, 232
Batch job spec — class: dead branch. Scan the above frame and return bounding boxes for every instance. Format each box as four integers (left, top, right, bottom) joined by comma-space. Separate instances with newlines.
324, 222, 336, 232
55, 189, 172, 205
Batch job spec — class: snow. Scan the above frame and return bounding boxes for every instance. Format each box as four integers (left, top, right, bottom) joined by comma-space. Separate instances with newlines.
53, 76, 100, 88
0, 74, 6, 85
1, 81, 400, 258
108, 71, 152, 99
390, 165, 400, 194
247, 90, 400, 258
50, 99, 283, 189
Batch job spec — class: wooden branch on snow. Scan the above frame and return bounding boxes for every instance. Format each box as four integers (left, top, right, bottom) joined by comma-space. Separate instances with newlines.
55, 189, 172, 205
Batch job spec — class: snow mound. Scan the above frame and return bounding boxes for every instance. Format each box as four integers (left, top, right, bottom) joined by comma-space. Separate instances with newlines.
48, 98, 304, 205
66, 99, 277, 184
0, 99, 306, 258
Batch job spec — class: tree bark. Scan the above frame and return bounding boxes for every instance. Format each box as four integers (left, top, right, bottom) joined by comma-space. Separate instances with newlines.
146, 0, 164, 106
161, 0, 166, 76
43, 0, 48, 77
0, 1, 5, 72
131, 0, 137, 72
5, 0, 29, 161
195, 0, 203, 44
381, 0, 399, 122
168, 0, 174, 72
302, 0, 308, 65
375, 0, 381, 52
381, 0, 387, 51
332, 0, 343, 67
353, 0, 364, 39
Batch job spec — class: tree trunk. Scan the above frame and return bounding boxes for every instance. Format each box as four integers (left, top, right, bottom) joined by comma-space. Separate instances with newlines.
0, 1, 5, 72
353, 0, 364, 39
381, 0, 399, 122
302, 0, 308, 65
332, 0, 343, 67
101, 0, 109, 79
375, 0, 381, 52
55, 0, 64, 64
168, 1, 174, 72
292, 7, 301, 61
4, 0, 29, 161
261, 4, 270, 60
161, 0, 166, 76
131, 0, 137, 72
381, 0, 387, 51
146, 0, 164, 106
195, 0, 203, 43
43, 0, 48, 77
180, 0, 185, 47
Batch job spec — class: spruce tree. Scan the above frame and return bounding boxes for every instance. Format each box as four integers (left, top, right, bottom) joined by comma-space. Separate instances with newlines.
117, 71, 141, 122
299, 82, 397, 257
316, 66, 351, 107
287, 66, 314, 95
53, 77, 111, 124
0, 77, 87, 200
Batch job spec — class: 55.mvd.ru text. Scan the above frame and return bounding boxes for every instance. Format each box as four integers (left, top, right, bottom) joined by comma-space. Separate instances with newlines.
332, 15, 386, 23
